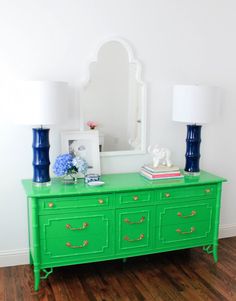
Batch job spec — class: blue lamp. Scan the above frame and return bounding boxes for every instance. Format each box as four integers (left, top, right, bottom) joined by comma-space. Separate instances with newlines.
172, 85, 220, 176
18, 81, 68, 185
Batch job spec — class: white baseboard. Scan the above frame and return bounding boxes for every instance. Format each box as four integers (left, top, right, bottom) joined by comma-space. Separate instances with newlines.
0, 248, 29, 267
219, 223, 236, 239
0, 224, 235, 267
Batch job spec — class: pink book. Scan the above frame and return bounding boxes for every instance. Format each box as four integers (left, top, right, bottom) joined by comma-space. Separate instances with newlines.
140, 169, 182, 179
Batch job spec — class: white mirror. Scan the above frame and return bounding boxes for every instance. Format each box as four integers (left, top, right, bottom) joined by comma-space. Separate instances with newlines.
80, 38, 146, 156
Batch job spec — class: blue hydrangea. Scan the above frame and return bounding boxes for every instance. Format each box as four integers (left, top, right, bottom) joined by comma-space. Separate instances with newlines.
53, 154, 75, 177
53, 153, 89, 177
73, 156, 89, 175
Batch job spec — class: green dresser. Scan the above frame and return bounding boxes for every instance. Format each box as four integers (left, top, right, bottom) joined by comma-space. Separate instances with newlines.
22, 171, 226, 291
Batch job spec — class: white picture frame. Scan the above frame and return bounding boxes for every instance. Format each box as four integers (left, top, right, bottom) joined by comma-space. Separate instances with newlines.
61, 130, 101, 175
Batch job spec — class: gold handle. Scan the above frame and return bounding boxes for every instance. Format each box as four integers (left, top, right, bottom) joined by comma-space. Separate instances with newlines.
177, 210, 196, 218
66, 222, 89, 231
205, 188, 211, 193
165, 193, 171, 198
176, 227, 195, 234
66, 240, 89, 248
98, 199, 104, 204
124, 216, 145, 224
48, 202, 54, 208
124, 234, 144, 242
133, 196, 139, 201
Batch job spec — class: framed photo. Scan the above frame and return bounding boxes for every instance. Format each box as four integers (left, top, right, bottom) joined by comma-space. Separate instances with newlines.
61, 130, 101, 175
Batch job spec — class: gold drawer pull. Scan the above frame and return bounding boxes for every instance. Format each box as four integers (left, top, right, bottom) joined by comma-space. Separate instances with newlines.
205, 188, 211, 193
98, 199, 104, 204
133, 196, 139, 201
165, 193, 171, 198
48, 202, 54, 208
176, 227, 195, 235
66, 240, 89, 248
66, 222, 89, 231
124, 234, 144, 242
124, 216, 145, 224
177, 210, 196, 218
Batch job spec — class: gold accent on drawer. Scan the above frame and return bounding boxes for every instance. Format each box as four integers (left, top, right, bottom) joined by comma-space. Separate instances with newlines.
165, 193, 171, 198
176, 227, 195, 234
124, 234, 144, 242
133, 196, 139, 201
205, 188, 211, 193
98, 199, 104, 204
177, 210, 196, 218
66, 222, 89, 231
66, 240, 89, 248
124, 216, 145, 224
48, 202, 54, 208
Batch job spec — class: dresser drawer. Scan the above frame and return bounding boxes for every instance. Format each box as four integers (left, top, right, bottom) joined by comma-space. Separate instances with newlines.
115, 190, 154, 207
156, 220, 213, 247
40, 211, 114, 264
158, 184, 216, 203
116, 207, 154, 254
156, 201, 214, 226
40, 212, 113, 239
38, 193, 113, 214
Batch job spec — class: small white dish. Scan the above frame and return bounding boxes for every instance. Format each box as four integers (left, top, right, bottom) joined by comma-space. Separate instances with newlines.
87, 181, 105, 187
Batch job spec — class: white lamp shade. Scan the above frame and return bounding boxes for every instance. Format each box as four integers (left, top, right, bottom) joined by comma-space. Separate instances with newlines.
15, 81, 68, 125
172, 85, 220, 124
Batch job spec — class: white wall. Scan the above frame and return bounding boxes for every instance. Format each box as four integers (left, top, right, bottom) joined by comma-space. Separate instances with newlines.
0, 0, 235, 266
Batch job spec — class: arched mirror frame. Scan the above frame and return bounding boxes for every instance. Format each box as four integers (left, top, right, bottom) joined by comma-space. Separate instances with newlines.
79, 37, 147, 157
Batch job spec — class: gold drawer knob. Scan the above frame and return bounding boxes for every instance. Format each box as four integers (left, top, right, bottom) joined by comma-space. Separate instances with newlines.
205, 188, 211, 193
48, 202, 54, 208
133, 196, 139, 201
98, 199, 104, 204
165, 193, 171, 198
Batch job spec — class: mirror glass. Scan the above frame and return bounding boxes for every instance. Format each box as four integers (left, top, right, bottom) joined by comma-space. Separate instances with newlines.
80, 39, 146, 156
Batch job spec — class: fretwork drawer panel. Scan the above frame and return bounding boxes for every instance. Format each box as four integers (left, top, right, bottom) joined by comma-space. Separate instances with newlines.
39, 211, 115, 264
116, 207, 154, 254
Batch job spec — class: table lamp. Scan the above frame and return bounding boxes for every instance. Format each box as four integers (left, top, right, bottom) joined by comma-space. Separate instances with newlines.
172, 85, 220, 175
17, 81, 68, 186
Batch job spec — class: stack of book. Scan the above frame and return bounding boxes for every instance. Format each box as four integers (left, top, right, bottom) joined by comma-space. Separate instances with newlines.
140, 164, 183, 180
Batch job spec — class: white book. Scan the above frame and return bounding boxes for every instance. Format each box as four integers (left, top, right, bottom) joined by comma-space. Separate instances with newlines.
143, 164, 180, 173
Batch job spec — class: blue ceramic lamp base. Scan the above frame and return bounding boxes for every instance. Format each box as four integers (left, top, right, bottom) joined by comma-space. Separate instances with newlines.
32, 128, 51, 186
184, 124, 201, 176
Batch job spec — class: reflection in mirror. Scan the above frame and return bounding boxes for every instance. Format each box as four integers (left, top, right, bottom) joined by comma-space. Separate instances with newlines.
80, 39, 146, 156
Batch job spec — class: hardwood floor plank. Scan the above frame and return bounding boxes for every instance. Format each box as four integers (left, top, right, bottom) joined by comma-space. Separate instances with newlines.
0, 267, 4, 301
1, 237, 236, 301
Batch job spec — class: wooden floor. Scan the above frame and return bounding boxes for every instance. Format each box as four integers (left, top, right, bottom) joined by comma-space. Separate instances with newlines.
0, 237, 236, 301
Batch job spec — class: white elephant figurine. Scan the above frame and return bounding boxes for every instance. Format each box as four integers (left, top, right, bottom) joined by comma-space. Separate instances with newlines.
148, 145, 172, 168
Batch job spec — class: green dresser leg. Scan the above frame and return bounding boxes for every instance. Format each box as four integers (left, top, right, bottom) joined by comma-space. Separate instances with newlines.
203, 244, 218, 263
34, 267, 40, 291
213, 244, 218, 263
29, 252, 33, 265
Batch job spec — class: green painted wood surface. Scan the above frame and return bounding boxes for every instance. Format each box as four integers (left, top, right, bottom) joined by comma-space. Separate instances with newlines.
22, 170, 226, 198
23, 170, 226, 291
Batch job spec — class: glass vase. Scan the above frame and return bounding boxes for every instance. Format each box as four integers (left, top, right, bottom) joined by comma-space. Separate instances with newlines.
62, 172, 79, 184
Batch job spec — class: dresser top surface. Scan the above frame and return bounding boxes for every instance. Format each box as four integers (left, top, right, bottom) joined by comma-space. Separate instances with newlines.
22, 170, 226, 198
